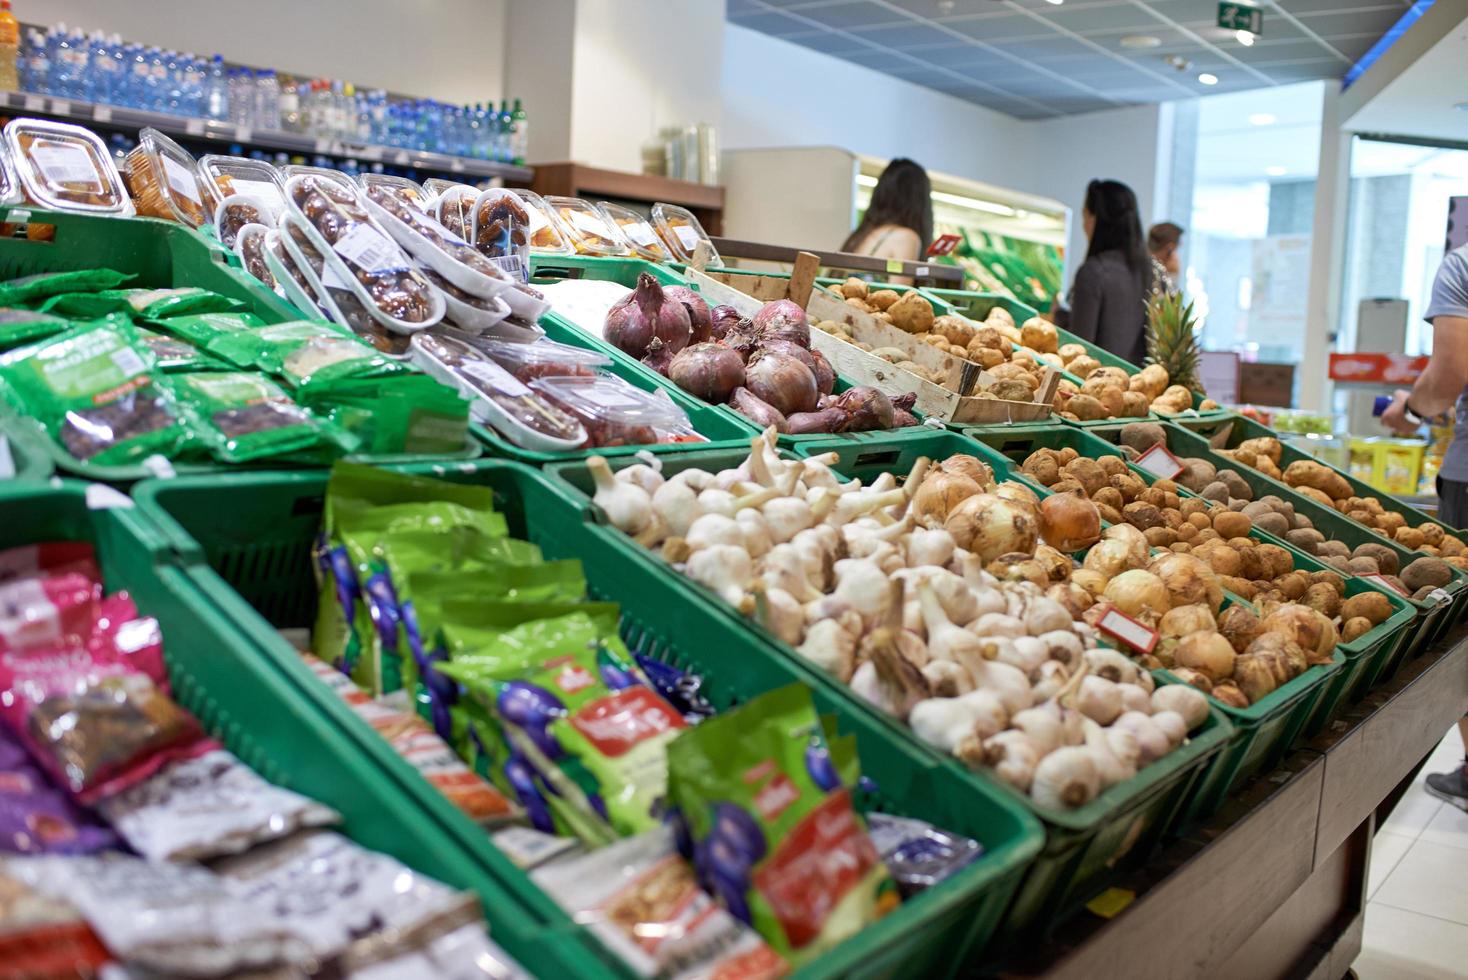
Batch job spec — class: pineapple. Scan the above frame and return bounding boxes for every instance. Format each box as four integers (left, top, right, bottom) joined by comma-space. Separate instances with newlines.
1146, 290, 1204, 396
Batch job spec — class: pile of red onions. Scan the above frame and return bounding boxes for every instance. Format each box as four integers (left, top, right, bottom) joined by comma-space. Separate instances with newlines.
607, 291, 918, 434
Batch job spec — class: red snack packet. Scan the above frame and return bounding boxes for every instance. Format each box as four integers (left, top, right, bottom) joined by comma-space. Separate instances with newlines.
0, 543, 104, 654
0, 542, 101, 585
0, 592, 216, 804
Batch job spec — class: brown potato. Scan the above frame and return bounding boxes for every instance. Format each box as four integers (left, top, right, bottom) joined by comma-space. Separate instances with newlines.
1341, 591, 1393, 626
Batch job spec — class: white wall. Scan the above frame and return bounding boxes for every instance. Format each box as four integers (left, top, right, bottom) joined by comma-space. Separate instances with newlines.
30, 0, 507, 106
505, 0, 577, 163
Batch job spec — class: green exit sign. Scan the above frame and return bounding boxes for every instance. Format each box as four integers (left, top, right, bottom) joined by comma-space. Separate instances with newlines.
1218, 2, 1263, 33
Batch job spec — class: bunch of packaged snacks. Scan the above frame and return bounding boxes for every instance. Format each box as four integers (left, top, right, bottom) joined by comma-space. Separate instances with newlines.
132, 327, 228, 372
295, 374, 470, 457
471, 189, 533, 280
364, 183, 512, 290
210, 319, 410, 390
123, 128, 207, 227
288, 175, 441, 327
0, 869, 111, 976
0, 308, 71, 352
3, 118, 133, 216
597, 201, 670, 263
171, 371, 356, 464
40, 286, 243, 320
0, 728, 118, 855
150, 310, 266, 348
534, 825, 786, 980
666, 685, 896, 967
0, 268, 133, 307
0, 317, 197, 465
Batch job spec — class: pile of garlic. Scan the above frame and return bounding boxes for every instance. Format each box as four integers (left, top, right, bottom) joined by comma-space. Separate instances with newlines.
587, 431, 1210, 810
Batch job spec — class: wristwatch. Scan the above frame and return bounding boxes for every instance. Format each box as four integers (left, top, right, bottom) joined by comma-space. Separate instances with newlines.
1403, 399, 1432, 426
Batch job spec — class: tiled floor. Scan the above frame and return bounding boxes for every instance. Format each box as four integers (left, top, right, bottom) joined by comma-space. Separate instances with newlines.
1355, 729, 1468, 979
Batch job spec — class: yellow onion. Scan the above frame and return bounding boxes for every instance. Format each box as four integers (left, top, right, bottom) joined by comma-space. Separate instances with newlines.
1033, 544, 1074, 583
944, 493, 1038, 563
912, 470, 981, 528
940, 454, 994, 489
1103, 523, 1150, 569
1174, 630, 1237, 683
1159, 603, 1217, 638
992, 480, 1040, 519
987, 553, 1049, 587
1147, 552, 1223, 615
1047, 581, 1095, 618
1259, 605, 1324, 657
1071, 568, 1108, 598
1039, 491, 1101, 552
1102, 569, 1169, 623
1082, 539, 1134, 581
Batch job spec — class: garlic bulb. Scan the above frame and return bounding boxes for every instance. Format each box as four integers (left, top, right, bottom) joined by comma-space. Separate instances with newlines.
906, 527, 957, 569
911, 688, 1008, 753
651, 479, 700, 538
1031, 746, 1101, 809
1023, 595, 1072, 636
749, 584, 803, 646
922, 659, 974, 698
616, 462, 664, 495
686, 545, 751, 607
1152, 710, 1188, 747
589, 456, 652, 535
1082, 718, 1136, 788
796, 614, 859, 681
1110, 710, 1171, 764
736, 509, 773, 558
1076, 676, 1124, 725
1150, 684, 1208, 730
685, 513, 745, 552
976, 730, 1041, 791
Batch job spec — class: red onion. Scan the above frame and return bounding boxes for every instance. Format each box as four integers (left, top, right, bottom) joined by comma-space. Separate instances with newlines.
756, 337, 816, 373
745, 350, 818, 416
753, 299, 810, 348
730, 386, 787, 432
831, 386, 894, 432
809, 350, 836, 395
669, 342, 745, 403
642, 337, 676, 376
710, 305, 744, 340
725, 326, 760, 363
664, 286, 713, 344
604, 272, 691, 358
892, 391, 917, 411
893, 408, 920, 428
786, 408, 846, 434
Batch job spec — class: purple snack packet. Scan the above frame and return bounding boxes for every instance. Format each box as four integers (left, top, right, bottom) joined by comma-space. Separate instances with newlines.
0, 728, 117, 855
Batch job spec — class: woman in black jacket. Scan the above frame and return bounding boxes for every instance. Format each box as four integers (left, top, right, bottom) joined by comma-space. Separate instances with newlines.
1068, 180, 1153, 365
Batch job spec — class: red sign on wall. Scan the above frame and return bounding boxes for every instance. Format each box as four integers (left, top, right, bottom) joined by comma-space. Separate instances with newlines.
1328, 353, 1428, 384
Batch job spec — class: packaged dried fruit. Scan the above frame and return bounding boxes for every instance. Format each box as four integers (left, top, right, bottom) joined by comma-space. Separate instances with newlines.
286, 175, 444, 332
279, 215, 412, 357
510, 189, 573, 254
363, 184, 512, 299
214, 192, 279, 250
211, 319, 410, 390
3, 119, 132, 215
357, 172, 430, 210
545, 196, 630, 257
432, 184, 479, 242
0, 722, 119, 855
652, 202, 720, 265
233, 223, 276, 292
531, 373, 701, 448
410, 331, 587, 451
471, 188, 533, 280
0, 317, 194, 465
280, 163, 354, 189
419, 266, 511, 331
171, 370, 355, 463
196, 154, 284, 217
473, 335, 610, 383
423, 177, 468, 197
597, 201, 669, 263
122, 128, 207, 227
262, 228, 323, 319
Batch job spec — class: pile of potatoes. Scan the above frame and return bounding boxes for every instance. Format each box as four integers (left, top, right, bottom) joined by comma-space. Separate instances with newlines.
1053, 351, 1221, 420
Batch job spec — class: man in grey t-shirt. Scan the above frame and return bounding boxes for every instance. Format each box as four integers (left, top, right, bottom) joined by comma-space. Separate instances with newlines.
1383, 243, 1468, 810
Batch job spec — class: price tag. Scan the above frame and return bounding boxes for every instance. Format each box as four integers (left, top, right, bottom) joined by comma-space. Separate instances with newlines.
673, 225, 700, 250
1359, 573, 1409, 598
1427, 587, 1452, 605
313, 138, 332, 154
1134, 442, 1185, 480
1095, 604, 1158, 655
92, 105, 112, 123
331, 224, 403, 273
235, 126, 252, 143
624, 221, 659, 248
567, 208, 610, 240
320, 259, 352, 290
29, 144, 104, 192
450, 160, 465, 173
393, 151, 410, 165
358, 145, 382, 161
926, 233, 961, 257
161, 154, 202, 205
884, 258, 903, 274
185, 119, 205, 136
463, 358, 531, 396
22, 94, 46, 112
49, 99, 71, 115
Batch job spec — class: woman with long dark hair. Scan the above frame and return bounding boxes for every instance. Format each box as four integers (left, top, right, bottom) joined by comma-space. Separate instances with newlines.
1068, 179, 1153, 364
842, 159, 933, 282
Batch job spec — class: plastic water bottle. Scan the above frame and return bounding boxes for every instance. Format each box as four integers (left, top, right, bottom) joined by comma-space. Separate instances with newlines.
140, 47, 163, 110
511, 98, 527, 165
68, 27, 89, 99
124, 43, 147, 107
254, 69, 279, 130
204, 55, 228, 121
49, 26, 72, 98
21, 29, 46, 93
228, 68, 251, 127
278, 75, 300, 132
83, 31, 108, 103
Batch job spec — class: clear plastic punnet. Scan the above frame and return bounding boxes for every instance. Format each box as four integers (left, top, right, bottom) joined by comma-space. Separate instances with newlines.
361, 184, 512, 301
651, 202, 720, 266
422, 177, 468, 198
279, 213, 412, 357
472, 335, 612, 383
596, 201, 669, 263
280, 164, 355, 189
470, 188, 533, 282
356, 173, 430, 210
509, 189, 573, 254
419, 266, 511, 332
3, 118, 133, 215
196, 155, 285, 218
214, 192, 282, 250
124, 128, 207, 227
543, 196, 630, 257
233, 223, 277, 291
530, 373, 700, 448
263, 228, 326, 320
431, 184, 478, 243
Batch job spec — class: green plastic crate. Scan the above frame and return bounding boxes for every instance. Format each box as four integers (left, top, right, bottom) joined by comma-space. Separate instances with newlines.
1085, 421, 1423, 725
0, 408, 52, 482
0, 479, 607, 978
0, 209, 482, 482
549, 439, 1231, 942
132, 461, 1044, 980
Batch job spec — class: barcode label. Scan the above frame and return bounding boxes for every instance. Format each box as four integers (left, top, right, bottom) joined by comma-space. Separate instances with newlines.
111, 347, 146, 377
566, 209, 610, 239
463, 358, 531, 397
491, 253, 525, 278
1135, 442, 1184, 480
1360, 573, 1409, 597
161, 154, 202, 205
673, 225, 700, 249
320, 260, 352, 290
1096, 604, 1158, 655
624, 222, 658, 247
332, 223, 403, 273
29, 144, 104, 191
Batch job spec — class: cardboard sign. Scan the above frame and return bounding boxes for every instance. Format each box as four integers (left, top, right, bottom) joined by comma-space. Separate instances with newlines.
926, 234, 961, 257
1095, 604, 1159, 656
1134, 442, 1185, 481
1359, 573, 1409, 598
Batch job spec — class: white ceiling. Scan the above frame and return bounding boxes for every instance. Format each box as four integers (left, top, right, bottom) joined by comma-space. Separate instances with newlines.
1343, 10, 1468, 142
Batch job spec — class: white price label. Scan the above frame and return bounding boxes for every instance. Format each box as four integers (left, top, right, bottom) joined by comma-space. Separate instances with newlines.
92, 105, 112, 123
185, 118, 206, 136
523, 203, 548, 233
1096, 605, 1158, 655
29, 143, 104, 191
450, 160, 465, 173
1427, 587, 1452, 605
392, 151, 410, 165
491, 253, 525, 278
320, 259, 353, 290
623, 222, 659, 248
331, 223, 403, 274
22, 94, 45, 112
235, 126, 252, 143
49, 99, 71, 115
110, 346, 146, 377
313, 138, 332, 154
1134, 442, 1184, 480
566, 209, 610, 240
463, 358, 531, 397
161, 154, 202, 205
1360, 573, 1409, 598
589, 387, 652, 411
672, 225, 701, 250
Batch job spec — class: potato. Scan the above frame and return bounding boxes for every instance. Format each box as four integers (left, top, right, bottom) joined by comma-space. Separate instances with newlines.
1303, 582, 1342, 618
1212, 510, 1251, 539
1258, 543, 1294, 579
1395, 526, 1426, 550
1254, 512, 1289, 537
1294, 486, 1336, 509
1097, 503, 1124, 525
1346, 556, 1380, 575
1218, 470, 1253, 502
1421, 523, 1445, 546
1221, 576, 1257, 600
1285, 528, 1325, 554
1144, 526, 1177, 548
1237, 437, 1282, 464
1062, 457, 1109, 497
1130, 364, 1170, 400
1193, 539, 1242, 577
1200, 481, 1231, 504
1176, 522, 1200, 542
1342, 591, 1393, 626
1097, 456, 1129, 478
1351, 542, 1399, 577
1066, 354, 1100, 380
1341, 616, 1373, 642
887, 291, 935, 334
1278, 571, 1310, 600
1093, 486, 1125, 511
1118, 422, 1166, 455
990, 379, 1037, 401
1187, 511, 1211, 530
840, 277, 868, 300
1066, 393, 1107, 421
1309, 570, 1346, 595
1019, 317, 1058, 354
1316, 540, 1350, 560
1176, 459, 1217, 494
867, 288, 899, 311
1283, 459, 1352, 501
1401, 556, 1453, 593
1180, 498, 1209, 518
1123, 501, 1166, 530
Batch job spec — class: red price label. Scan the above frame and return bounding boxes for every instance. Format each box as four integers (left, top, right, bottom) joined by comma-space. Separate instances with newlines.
926, 234, 961, 257
1359, 573, 1409, 598
1134, 442, 1184, 480
1095, 604, 1159, 655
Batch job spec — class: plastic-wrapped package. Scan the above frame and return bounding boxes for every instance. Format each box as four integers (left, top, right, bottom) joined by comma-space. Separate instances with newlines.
214, 193, 279, 250
262, 228, 325, 319
347, 922, 531, 980
196, 155, 285, 219
170, 370, 355, 463
233, 223, 276, 291
509, 189, 573, 254
279, 216, 412, 357
597, 202, 669, 263
410, 331, 587, 452
123, 128, 207, 227
864, 813, 983, 898
363, 184, 512, 299
0, 868, 111, 974
544, 196, 630, 257
652, 203, 720, 265
0, 727, 118, 854
280, 163, 355, 188
531, 373, 703, 448
3, 118, 133, 215
286, 174, 444, 333
473, 335, 610, 383
471, 188, 533, 280
419, 267, 511, 331
357, 172, 430, 210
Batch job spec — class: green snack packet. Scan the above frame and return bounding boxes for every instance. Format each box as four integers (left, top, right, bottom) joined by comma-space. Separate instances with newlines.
439, 610, 686, 843
296, 375, 470, 455
0, 268, 132, 305
0, 316, 195, 465
149, 311, 266, 350
172, 370, 357, 464
41, 286, 243, 319
133, 327, 229, 372
213, 320, 409, 389
667, 684, 897, 966
0, 308, 71, 351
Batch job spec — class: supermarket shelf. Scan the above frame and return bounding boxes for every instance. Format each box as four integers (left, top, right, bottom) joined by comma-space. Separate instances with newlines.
1000, 625, 1468, 980
711, 238, 966, 287
0, 91, 534, 183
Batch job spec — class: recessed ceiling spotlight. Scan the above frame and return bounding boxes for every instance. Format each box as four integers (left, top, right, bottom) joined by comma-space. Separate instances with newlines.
1235, 29, 1256, 46
1120, 35, 1161, 49
1456, 102, 1468, 111
1198, 72, 1219, 85
1249, 113, 1276, 125
936, 0, 956, 13
1164, 55, 1192, 71
1042, 0, 1064, 5
1266, 166, 1287, 176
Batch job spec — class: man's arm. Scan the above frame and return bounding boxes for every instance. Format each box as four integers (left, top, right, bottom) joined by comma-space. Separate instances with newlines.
1383, 252, 1468, 433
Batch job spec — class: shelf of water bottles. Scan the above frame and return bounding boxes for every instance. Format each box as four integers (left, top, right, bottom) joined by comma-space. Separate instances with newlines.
9, 22, 533, 182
